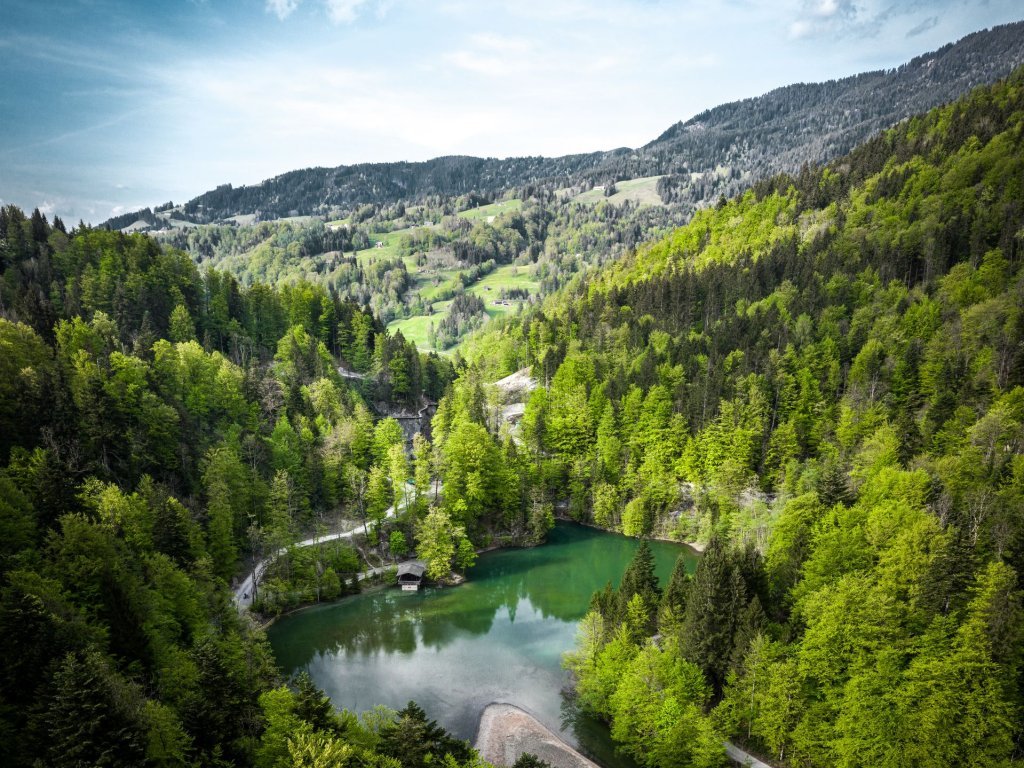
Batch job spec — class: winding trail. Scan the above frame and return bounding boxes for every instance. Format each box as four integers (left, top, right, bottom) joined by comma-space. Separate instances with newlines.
336, 366, 369, 381
725, 743, 775, 768
233, 481, 418, 610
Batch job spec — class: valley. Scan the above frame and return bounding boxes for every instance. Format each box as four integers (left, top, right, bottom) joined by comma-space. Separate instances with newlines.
102, 22, 1024, 352
1, 13, 1024, 768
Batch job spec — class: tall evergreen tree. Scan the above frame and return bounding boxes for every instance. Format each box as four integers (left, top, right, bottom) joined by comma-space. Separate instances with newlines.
680, 537, 746, 692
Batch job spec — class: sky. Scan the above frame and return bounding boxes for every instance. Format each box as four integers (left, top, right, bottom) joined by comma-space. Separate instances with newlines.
1, 1, 1021, 224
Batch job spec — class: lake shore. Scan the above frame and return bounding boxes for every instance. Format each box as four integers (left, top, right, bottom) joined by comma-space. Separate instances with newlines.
475, 703, 601, 768
554, 514, 705, 554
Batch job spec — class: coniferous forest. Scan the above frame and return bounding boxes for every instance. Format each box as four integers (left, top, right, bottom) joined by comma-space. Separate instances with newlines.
2, 29, 1024, 768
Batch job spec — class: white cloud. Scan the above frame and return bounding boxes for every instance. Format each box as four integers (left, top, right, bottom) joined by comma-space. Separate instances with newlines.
789, 0, 859, 38
443, 50, 516, 76
442, 33, 536, 76
266, 0, 377, 25
10, 0, 1020, 224
468, 33, 532, 54
324, 0, 369, 24
266, 0, 300, 21
810, 0, 845, 19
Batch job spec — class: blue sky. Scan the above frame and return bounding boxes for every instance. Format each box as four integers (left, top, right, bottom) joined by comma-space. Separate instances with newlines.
1, 0, 1021, 223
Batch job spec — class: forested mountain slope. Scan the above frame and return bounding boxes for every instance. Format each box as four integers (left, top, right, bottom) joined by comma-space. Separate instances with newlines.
0, 210, 475, 765
98, 24, 1024, 356
454, 67, 1024, 766
120, 21, 1024, 225
647, 19, 1024, 207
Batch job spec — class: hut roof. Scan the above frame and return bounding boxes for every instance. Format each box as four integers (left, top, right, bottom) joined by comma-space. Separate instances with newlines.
397, 561, 427, 579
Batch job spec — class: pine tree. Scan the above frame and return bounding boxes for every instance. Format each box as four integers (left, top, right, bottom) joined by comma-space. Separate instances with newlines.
589, 581, 617, 625
35, 652, 148, 768
293, 672, 341, 735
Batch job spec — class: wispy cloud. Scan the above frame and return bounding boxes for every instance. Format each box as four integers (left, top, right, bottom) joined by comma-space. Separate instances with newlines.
266, 0, 377, 24
0, 109, 146, 158
5, 0, 1020, 224
789, 0, 857, 39
443, 34, 535, 76
266, 0, 300, 21
786, 0, 968, 41
325, 0, 370, 24
907, 15, 939, 37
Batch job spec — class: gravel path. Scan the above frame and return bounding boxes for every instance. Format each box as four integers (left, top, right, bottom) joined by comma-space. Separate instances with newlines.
233, 482, 419, 609
475, 703, 599, 768
725, 742, 775, 767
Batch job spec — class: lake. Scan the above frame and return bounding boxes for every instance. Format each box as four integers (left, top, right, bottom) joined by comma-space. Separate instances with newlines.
268, 522, 698, 767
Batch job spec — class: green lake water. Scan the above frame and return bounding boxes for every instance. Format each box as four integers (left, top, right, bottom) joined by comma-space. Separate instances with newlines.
267, 522, 698, 767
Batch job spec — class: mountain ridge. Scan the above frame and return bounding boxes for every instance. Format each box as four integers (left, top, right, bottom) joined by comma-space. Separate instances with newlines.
105, 20, 1024, 229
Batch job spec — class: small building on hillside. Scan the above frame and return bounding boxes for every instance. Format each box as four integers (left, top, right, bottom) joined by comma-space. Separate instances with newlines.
397, 561, 427, 591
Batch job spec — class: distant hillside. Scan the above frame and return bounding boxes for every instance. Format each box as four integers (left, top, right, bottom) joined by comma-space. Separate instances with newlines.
112, 20, 1024, 227
645, 20, 1024, 207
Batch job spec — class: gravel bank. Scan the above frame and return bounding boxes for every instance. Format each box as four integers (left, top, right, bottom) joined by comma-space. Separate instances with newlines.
474, 703, 600, 768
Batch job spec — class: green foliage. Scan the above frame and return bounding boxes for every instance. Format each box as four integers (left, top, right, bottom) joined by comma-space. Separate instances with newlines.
3, 51, 1024, 768
550, 69, 1024, 768
416, 508, 462, 581
609, 640, 723, 768
565, 556, 724, 767
0, 320, 53, 462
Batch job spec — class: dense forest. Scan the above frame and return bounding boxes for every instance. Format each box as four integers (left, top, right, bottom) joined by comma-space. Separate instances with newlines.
0, 208, 513, 765
450, 68, 1024, 766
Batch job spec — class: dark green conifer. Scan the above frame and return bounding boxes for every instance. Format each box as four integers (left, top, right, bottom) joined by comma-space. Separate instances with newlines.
680, 536, 746, 692
659, 552, 692, 633
618, 540, 662, 634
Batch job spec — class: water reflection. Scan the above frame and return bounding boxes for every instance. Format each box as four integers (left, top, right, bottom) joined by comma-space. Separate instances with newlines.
268, 522, 697, 768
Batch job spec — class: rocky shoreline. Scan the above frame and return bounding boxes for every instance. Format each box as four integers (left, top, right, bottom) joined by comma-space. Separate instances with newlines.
474, 703, 600, 768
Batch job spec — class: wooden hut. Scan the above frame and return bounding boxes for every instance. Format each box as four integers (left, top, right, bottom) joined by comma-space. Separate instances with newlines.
397, 561, 427, 591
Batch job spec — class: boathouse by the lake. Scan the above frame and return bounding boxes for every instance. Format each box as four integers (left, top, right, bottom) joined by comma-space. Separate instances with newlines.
397, 561, 427, 591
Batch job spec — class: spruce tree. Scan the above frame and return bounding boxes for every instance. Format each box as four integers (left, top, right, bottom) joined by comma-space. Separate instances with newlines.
680, 536, 746, 692
618, 540, 662, 634
294, 672, 341, 735
589, 581, 617, 625
660, 553, 692, 633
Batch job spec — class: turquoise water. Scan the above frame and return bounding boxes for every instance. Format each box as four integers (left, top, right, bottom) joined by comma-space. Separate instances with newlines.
267, 522, 698, 766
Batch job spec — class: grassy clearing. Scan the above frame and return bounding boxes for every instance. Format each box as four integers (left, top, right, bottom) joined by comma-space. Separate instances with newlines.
470, 264, 538, 322
574, 176, 665, 207
468, 264, 539, 295
388, 300, 452, 348
457, 198, 523, 222
414, 267, 463, 302
354, 226, 420, 262
390, 263, 539, 350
